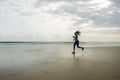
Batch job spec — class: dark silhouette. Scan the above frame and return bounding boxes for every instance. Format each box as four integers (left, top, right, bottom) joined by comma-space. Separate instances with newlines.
72, 31, 84, 54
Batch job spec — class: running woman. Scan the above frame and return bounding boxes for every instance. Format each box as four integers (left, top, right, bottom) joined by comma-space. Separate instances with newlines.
72, 31, 84, 54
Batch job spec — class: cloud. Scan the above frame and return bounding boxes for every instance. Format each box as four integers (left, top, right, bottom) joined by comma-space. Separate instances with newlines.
34, 0, 120, 29
0, 0, 37, 15
0, 0, 119, 26
110, 0, 120, 7
0, 0, 120, 41
0, 0, 119, 28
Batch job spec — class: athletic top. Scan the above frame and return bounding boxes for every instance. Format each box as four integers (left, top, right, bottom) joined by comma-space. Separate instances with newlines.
73, 35, 79, 41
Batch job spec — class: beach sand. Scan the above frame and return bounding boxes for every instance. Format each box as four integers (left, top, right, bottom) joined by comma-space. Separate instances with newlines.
0, 45, 120, 80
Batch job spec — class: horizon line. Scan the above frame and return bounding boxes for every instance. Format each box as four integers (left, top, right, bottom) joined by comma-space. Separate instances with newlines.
0, 41, 120, 43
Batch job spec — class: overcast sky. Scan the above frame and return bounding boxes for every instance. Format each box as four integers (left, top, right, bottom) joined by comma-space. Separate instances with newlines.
0, 0, 120, 42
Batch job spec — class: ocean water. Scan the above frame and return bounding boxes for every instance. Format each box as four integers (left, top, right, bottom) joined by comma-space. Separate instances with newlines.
0, 42, 120, 47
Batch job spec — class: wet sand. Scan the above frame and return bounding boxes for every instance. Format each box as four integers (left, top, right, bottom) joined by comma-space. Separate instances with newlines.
0, 45, 120, 80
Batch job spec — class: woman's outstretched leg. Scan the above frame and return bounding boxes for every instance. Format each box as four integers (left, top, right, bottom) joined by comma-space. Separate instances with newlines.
76, 41, 84, 51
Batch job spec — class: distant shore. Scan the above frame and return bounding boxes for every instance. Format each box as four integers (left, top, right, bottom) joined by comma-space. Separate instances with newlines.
0, 41, 120, 47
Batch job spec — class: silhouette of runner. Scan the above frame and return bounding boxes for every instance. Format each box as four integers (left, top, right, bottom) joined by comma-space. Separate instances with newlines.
72, 31, 84, 54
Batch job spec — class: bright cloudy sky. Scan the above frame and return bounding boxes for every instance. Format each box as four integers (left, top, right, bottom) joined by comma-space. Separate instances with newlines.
0, 0, 120, 42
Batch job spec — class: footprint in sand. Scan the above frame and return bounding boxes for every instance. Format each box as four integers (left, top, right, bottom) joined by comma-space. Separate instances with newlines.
10, 73, 21, 77
113, 76, 120, 80
87, 72, 94, 75
41, 70, 49, 75
105, 62, 111, 65
33, 64, 36, 66
45, 72, 49, 75
92, 65, 97, 68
